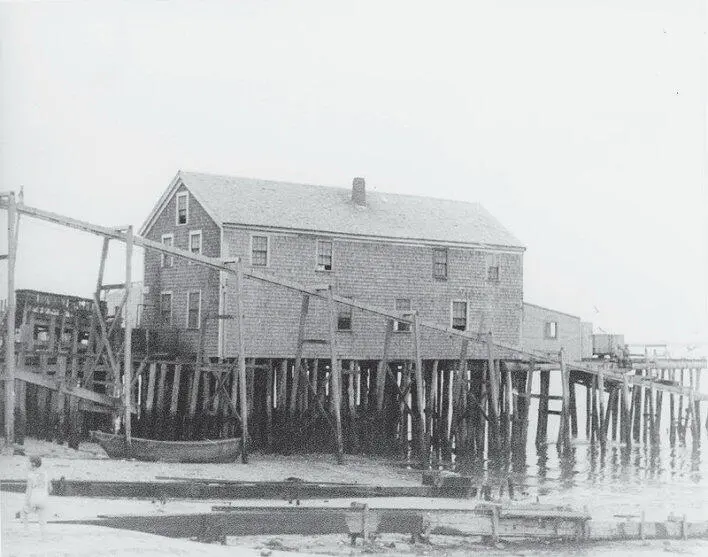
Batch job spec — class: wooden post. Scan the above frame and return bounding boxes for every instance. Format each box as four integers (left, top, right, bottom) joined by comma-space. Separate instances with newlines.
123, 225, 133, 449
232, 260, 248, 463
557, 349, 571, 453
277, 359, 287, 417
486, 332, 501, 465
326, 285, 344, 464
693, 369, 701, 440
536, 368, 550, 446
632, 370, 643, 442
569, 372, 578, 438
429, 359, 439, 460
169, 364, 182, 418
451, 340, 468, 459
376, 319, 393, 412
598, 369, 606, 449
621, 371, 631, 447
412, 313, 428, 467
146, 363, 158, 421
155, 364, 168, 422
265, 359, 273, 450
290, 294, 310, 416
4, 192, 17, 446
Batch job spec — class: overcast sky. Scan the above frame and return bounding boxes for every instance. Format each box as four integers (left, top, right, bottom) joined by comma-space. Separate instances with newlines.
1, 1, 706, 355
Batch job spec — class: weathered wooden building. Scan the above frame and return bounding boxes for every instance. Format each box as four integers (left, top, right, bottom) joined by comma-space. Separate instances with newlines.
521, 303, 593, 364
139, 171, 525, 361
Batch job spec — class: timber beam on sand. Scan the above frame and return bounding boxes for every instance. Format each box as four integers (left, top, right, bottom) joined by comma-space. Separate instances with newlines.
51, 504, 708, 545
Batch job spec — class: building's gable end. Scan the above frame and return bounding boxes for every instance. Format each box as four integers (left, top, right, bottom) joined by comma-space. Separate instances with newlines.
139, 172, 222, 237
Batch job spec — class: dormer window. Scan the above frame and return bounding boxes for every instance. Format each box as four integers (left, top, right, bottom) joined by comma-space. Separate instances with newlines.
176, 192, 189, 225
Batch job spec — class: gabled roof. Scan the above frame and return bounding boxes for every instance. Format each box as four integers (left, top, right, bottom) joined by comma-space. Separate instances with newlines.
140, 171, 524, 250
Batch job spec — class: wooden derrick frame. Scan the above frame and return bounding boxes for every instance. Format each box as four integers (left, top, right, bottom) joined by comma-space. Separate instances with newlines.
1, 196, 707, 459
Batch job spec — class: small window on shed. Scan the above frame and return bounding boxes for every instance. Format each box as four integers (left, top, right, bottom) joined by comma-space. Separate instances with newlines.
251, 235, 269, 266
433, 248, 448, 279
337, 305, 352, 331
451, 301, 468, 331
394, 298, 411, 332
176, 192, 189, 225
545, 321, 558, 339
317, 240, 333, 271
160, 292, 172, 326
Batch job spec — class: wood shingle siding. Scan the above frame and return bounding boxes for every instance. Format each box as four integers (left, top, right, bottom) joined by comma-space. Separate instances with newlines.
142, 184, 221, 356
221, 229, 523, 359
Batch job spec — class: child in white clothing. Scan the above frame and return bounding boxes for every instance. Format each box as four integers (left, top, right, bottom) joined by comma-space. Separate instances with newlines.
21, 456, 49, 539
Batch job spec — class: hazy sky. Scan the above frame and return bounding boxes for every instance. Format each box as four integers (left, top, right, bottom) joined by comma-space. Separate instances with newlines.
1, 1, 706, 354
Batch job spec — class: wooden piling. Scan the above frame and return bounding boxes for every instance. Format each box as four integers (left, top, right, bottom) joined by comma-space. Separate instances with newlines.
412, 313, 427, 467
486, 332, 501, 466
123, 225, 134, 448
568, 372, 578, 438
597, 370, 606, 449
232, 260, 249, 463
669, 369, 677, 445
536, 368, 550, 446
557, 349, 571, 453
4, 191, 17, 446
326, 285, 344, 464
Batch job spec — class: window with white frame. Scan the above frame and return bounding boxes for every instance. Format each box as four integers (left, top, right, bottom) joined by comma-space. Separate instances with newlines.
176, 192, 189, 225
251, 235, 268, 266
187, 291, 201, 329
451, 301, 468, 331
545, 321, 558, 339
161, 234, 174, 267
189, 230, 202, 255
316, 239, 333, 271
433, 248, 448, 279
394, 298, 411, 332
160, 292, 172, 326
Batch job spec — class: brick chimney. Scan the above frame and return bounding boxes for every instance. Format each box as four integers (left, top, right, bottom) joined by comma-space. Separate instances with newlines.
352, 177, 366, 206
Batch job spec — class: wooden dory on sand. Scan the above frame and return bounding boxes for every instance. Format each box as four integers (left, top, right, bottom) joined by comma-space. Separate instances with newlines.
91, 431, 242, 463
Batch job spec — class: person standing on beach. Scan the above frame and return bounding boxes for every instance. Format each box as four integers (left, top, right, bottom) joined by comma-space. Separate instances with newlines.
20, 456, 49, 540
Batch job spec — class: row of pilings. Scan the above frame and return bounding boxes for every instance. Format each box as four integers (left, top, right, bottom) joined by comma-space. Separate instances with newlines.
2, 351, 705, 474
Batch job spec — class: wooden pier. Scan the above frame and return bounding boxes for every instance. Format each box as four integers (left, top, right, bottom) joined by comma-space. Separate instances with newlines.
1, 194, 707, 470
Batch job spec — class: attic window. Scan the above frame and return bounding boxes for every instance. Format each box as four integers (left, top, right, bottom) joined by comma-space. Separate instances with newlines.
176, 192, 189, 225
251, 235, 269, 266
487, 265, 499, 281
317, 240, 333, 271
433, 248, 448, 280
545, 321, 558, 339
337, 306, 352, 331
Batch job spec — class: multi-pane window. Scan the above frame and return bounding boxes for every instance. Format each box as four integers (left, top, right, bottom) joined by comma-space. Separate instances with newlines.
451, 301, 468, 331
487, 253, 500, 282
189, 230, 202, 255
316, 240, 333, 271
394, 298, 411, 332
176, 192, 188, 225
488, 265, 500, 281
337, 305, 352, 331
187, 291, 201, 329
251, 235, 268, 266
433, 248, 448, 279
160, 292, 172, 326
546, 321, 558, 339
161, 234, 173, 268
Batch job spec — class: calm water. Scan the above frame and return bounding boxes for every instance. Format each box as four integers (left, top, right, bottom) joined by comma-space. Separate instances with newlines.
504, 374, 708, 523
